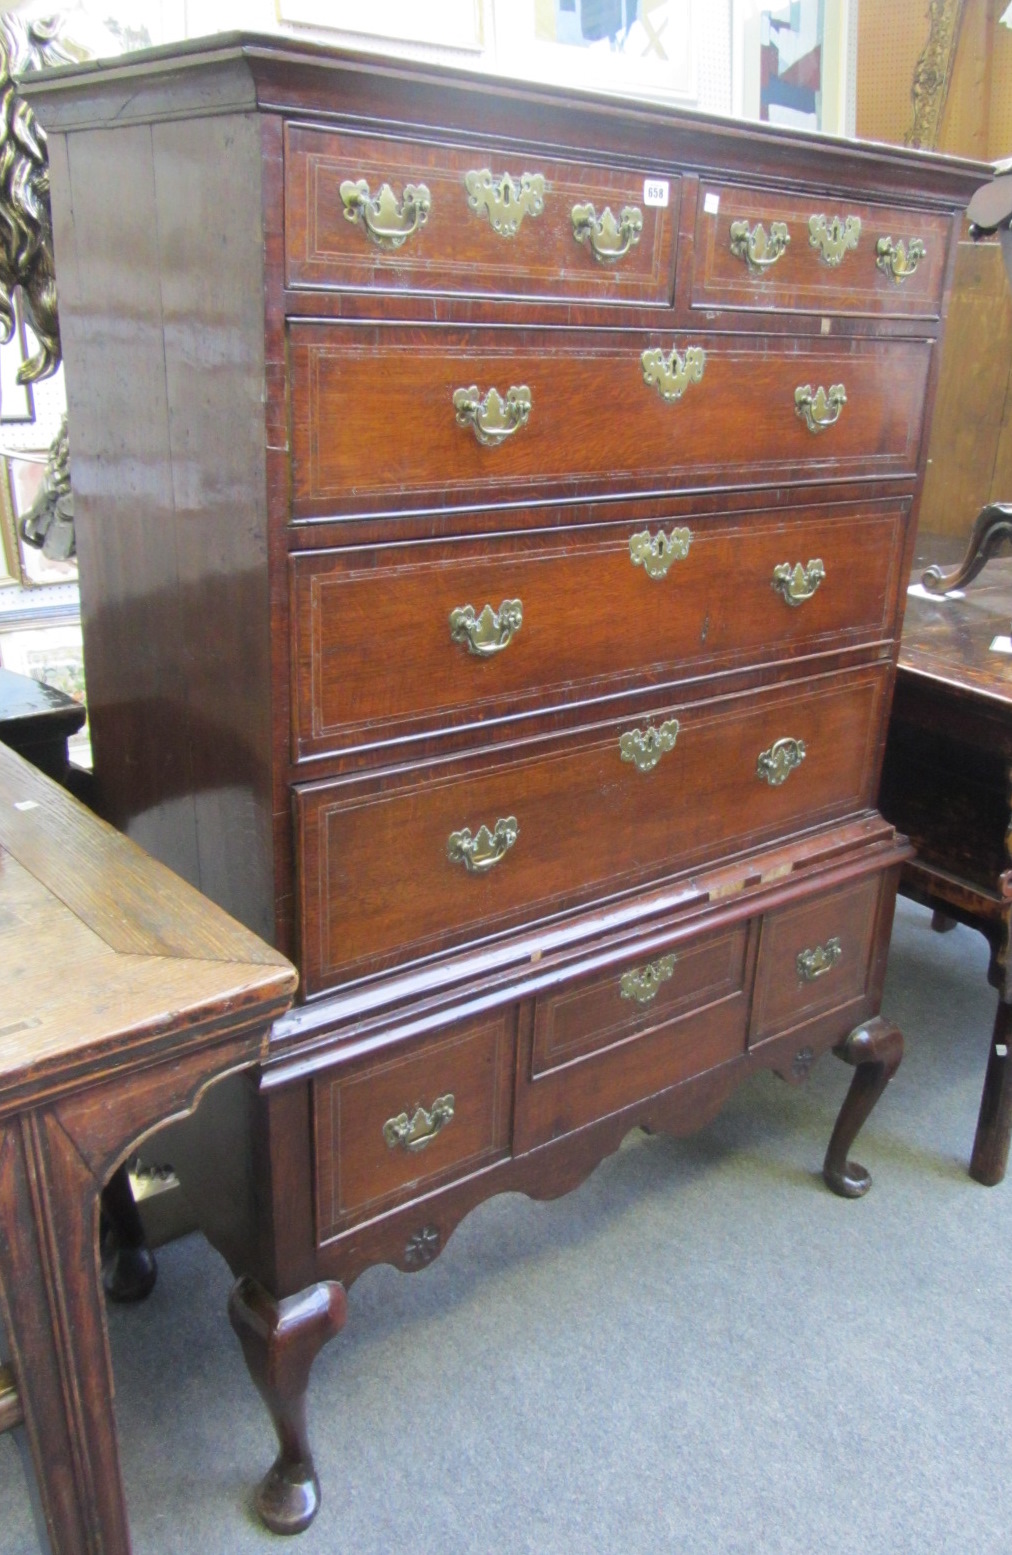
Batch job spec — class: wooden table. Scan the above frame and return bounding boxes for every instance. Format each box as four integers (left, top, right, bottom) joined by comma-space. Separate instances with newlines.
0, 742, 296, 1553
0, 666, 85, 785
879, 521, 1012, 1185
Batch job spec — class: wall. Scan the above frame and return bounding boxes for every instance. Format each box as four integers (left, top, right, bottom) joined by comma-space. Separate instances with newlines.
857, 0, 1012, 539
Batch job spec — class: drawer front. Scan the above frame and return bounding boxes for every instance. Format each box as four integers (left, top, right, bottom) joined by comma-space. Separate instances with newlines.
289, 325, 931, 517
516, 924, 749, 1151
285, 125, 679, 305
691, 185, 950, 318
291, 501, 906, 759
313, 1009, 515, 1242
749, 873, 883, 1044
295, 666, 887, 993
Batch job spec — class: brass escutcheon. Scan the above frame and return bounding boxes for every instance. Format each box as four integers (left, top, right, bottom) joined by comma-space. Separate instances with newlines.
571, 202, 643, 262
756, 736, 806, 786
772, 559, 825, 606
619, 718, 679, 773
447, 816, 518, 873
453, 384, 531, 446
465, 169, 545, 236
383, 1094, 455, 1152
796, 937, 842, 982
449, 599, 523, 657
729, 219, 791, 272
629, 527, 693, 579
875, 235, 926, 282
808, 213, 861, 266
620, 953, 678, 1005
641, 345, 706, 403
339, 177, 431, 249
795, 383, 846, 433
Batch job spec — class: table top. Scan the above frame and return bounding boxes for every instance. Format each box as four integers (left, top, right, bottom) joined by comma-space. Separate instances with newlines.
900, 533, 1012, 707
0, 666, 86, 738
0, 742, 297, 1111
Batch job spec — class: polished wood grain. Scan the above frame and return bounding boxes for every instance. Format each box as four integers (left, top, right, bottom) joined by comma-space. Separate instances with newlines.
749, 872, 885, 1043
291, 499, 907, 760
690, 184, 950, 318
313, 1009, 515, 1241
0, 742, 295, 1555
285, 124, 679, 305
296, 666, 887, 992
289, 326, 932, 517
23, 31, 983, 1537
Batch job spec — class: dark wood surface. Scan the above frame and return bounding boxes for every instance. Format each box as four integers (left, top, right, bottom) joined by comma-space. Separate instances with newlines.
0, 742, 296, 1554
880, 528, 1012, 1183
0, 666, 85, 784
25, 33, 984, 1537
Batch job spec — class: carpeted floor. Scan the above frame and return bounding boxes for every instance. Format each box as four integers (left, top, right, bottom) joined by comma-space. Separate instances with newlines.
3, 895, 1011, 1554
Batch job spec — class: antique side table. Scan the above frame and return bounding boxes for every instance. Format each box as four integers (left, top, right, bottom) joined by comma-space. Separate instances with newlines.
879, 515, 1012, 1184
0, 666, 85, 785
0, 742, 297, 1554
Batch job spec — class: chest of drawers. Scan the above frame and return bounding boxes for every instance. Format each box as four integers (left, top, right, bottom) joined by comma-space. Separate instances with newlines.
28, 33, 986, 1535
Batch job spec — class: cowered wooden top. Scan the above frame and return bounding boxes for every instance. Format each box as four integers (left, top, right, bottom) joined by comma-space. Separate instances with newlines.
0, 743, 296, 1112
900, 533, 1012, 707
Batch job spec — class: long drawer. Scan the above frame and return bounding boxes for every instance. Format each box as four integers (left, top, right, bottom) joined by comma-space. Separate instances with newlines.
294, 665, 888, 993
285, 125, 679, 306
690, 182, 950, 319
291, 500, 906, 759
289, 325, 931, 517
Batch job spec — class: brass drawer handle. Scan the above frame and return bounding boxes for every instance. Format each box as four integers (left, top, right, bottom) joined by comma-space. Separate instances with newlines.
629, 526, 692, 579
383, 1093, 456, 1152
339, 177, 431, 249
808, 213, 861, 266
757, 736, 806, 786
619, 718, 679, 773
449, 599, 523, 657
447, 815, 518, 873
641, 345, 706, 403
772, 559, 825, 606
795, 383, 846, 433
465, 169, 545, 236
571, 202, 643, 262
620, 953, 677, 1005
876, 235, 926, 282
797, 937, 842, 982
729, 219, 791, 272
453, 384, 531, 446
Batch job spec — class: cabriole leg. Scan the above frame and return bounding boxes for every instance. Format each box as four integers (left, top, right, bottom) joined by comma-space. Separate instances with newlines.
823, 1017, 903, 1198
228, 1275, 346, 1535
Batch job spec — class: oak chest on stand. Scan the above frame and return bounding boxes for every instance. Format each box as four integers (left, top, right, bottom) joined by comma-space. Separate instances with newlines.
27, 34, 985, 1534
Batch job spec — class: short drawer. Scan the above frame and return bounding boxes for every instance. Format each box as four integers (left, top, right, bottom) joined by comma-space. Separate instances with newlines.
515, 924, 748, 1151
295, 665, 888, 994
289, 324, 931, 518
284, 125, 679, 306
313, 1008, 515, 1243
290, 500, 907, 759
691, 183, 950, 319
749, 873, 885, 1045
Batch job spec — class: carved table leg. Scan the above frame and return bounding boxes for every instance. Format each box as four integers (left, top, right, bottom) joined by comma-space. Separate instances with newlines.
970, 998, 1012, 1186
823, 1017, 903, 1198
100, 1161, 158, 1303
229, 1275, 347, 1535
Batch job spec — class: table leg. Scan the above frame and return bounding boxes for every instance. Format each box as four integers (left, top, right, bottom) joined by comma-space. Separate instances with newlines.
970, 997, 1012, 1186
0, 1107, 132, 1554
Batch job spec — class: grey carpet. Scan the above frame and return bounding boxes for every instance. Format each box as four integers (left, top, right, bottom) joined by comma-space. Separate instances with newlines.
3, 896, 1011, 1554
